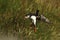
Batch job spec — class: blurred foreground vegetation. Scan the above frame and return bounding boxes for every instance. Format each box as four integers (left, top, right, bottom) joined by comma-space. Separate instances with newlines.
0, 0, 60, 40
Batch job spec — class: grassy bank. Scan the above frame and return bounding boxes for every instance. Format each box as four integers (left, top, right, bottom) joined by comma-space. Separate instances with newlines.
0, 0, 60, 40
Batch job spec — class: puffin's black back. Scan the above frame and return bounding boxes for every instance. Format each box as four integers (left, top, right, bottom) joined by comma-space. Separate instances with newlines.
25, 13, 36, 17
25, 10, 39, 17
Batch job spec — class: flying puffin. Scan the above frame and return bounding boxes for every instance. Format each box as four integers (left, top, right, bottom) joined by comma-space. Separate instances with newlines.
25, 10, 50, 32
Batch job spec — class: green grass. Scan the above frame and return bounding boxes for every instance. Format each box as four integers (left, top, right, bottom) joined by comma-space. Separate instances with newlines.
0, 0, 60, 40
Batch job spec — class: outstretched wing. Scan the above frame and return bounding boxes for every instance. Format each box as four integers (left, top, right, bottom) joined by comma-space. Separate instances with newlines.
41, 15, 50, 23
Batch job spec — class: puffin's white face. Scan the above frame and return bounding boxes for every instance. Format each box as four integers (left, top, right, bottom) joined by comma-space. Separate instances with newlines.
25, 15, 30, 19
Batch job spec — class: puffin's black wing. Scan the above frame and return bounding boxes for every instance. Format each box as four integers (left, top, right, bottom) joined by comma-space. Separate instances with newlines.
36, 10, 39, 16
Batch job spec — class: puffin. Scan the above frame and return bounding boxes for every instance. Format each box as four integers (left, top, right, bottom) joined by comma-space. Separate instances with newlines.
25, 10, 50, 32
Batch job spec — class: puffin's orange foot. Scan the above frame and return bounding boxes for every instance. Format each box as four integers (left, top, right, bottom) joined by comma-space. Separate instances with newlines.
34, 27, 37, 32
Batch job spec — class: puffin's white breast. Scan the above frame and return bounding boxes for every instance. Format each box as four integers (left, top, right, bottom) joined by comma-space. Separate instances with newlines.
31, 16, 36, 25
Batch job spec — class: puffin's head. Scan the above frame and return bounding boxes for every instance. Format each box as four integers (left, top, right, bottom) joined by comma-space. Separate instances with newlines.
25, 14, 30, 19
